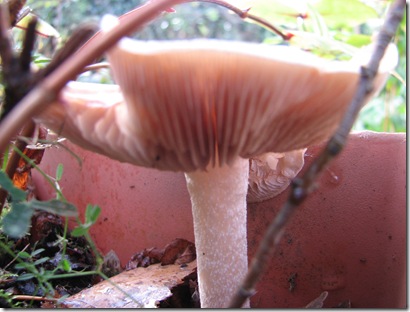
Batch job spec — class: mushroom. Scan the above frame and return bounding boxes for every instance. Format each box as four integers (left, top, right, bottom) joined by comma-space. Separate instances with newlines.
34, 16, 397, 307
247, 149, 307, 203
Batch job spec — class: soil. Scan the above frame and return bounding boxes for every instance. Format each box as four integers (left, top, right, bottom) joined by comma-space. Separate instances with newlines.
0, 211, 97, 308
0, 214, 199, 308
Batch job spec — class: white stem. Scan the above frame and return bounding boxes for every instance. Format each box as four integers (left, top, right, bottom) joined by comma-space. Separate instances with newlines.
185, 157, 250, 308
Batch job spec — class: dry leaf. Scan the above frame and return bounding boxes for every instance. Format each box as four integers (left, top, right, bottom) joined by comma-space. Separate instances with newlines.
63, 260, 197, 308
125, 238, 196, 270
305, 291, 329, 308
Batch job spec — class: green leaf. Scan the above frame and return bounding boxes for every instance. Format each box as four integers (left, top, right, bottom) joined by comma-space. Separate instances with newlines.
335, 33, 372, 48
33, 57, 51, 65
0, 171, 27, 202
28, 199, 78, 217
55, 164, 64, 181
71, 205, 101, 237
306, 3, 329, 37
14, 262, 30, 270
85, 204, 101, 224
17, 273, 35, 281
61, 259, 72, 272
313, 0, 378, 29
30, 248, 45, 257
289, 30, 357, 59
70, 226, 88, 237
17, 251, 31, 259
33, 257, 50, 266
2, 203, 33, 238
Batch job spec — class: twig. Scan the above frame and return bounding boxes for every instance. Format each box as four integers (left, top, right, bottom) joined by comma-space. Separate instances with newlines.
3, 243, 30, 271
19, 15, 37, 71
12, 295, 59, 302
0, 0, 291, 155
0, 9, 38, 213
0, 0, 184, 155
228, 0, 406, 308
7, 0, 27, 27
0, 3, 13, 68
0, 7, 86, 213
81, 62, 110, 73
192, 0, 293, 40
39, 23, 99, 79
1, 11, 37, 120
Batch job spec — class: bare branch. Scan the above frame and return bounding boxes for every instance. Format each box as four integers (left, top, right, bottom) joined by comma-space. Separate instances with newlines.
7, 0, 27, 27
192, 0, 293, 40
228, 0, 406, 307
0, 4, 13, 66
81, 62, 110, 73
0, 0, 292, 156
0, 0, 185, 154
19, 15, 37, 71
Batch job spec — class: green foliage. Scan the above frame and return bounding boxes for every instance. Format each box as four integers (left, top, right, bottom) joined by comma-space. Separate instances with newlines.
71, 204, 101, 237
0, 170, 78, 238
0, 289, 23, 308
313, 0, 378, 29
0, 161, 103, 307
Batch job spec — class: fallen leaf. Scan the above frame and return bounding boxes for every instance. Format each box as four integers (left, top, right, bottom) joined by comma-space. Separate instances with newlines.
125, 238, 196, 270
63, 260, 197, 308
12, 126, 47, 192
162, 238, 195, 265
102, 250, 123, 277
305, 291, 329, 308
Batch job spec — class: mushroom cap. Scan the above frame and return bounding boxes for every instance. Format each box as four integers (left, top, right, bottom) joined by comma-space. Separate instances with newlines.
247, 149, 306, 203
37, 37, 397, 172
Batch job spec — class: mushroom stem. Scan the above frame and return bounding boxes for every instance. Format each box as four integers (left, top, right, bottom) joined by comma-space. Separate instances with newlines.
185, 157, 250, 308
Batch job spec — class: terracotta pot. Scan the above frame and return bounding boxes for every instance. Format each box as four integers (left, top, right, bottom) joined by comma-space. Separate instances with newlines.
247, 131, 406, 308
32, 131, 406, 308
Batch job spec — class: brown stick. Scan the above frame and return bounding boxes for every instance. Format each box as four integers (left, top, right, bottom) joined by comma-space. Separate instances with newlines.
191, 0, 293, 40
0, 0, 185, 155
0, 4, 13, 67
228, 0, 406, 307
12, 295, 59, 302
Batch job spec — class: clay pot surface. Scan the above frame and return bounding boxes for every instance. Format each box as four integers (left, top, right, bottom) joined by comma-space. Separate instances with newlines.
32, 141, 195, 262
33, 131, 406, 308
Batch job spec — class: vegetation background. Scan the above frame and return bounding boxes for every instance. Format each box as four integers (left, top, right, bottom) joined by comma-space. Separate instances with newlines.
22, 0, 406, 133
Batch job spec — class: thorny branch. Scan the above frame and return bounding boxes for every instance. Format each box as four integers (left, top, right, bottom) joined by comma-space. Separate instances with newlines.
228, 0, 406, 308
0, 0, 184, 155
190, 0, 293, 40
0, 0, 291, 156
0, 0, 292, 214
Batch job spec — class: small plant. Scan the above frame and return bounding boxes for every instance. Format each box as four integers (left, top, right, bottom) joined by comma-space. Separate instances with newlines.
71, 204, 101, 238
0, 162, 77, 239
0, 160, 97, 307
